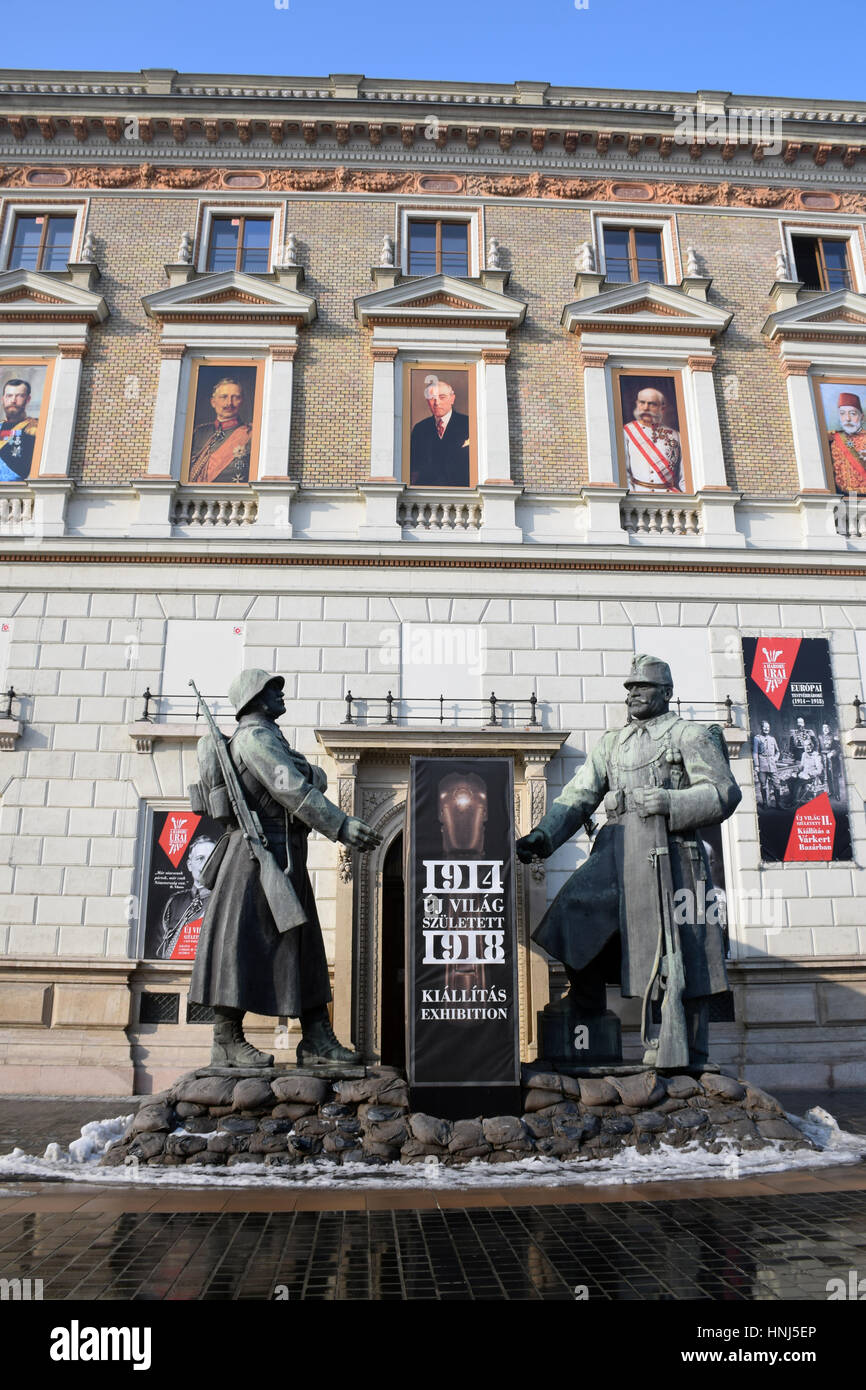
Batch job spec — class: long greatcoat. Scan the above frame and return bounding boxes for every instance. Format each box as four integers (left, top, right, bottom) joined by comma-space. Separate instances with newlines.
188, 713, 346, 1018
533, 712, 741, 1000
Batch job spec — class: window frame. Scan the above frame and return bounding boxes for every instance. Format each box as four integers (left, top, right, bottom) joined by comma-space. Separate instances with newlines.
399, 207, 481, 278
406, 218, 470, 277
594, 214, 677, 287
0, 201, 86, 273
195, 204, 284, 276
783, 223, 865, 294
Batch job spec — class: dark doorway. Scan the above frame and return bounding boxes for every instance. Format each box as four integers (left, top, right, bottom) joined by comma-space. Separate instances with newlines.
379, 833, 406, 1069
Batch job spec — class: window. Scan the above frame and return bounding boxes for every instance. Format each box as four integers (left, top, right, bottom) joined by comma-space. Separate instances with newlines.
602, 225, 665, 284
407, 219, 470, 276
205, 215, 273, 273
791, 235, 852, 292
7, 213, 76, 272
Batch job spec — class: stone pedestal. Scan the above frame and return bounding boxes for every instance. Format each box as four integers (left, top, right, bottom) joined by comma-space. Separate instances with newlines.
538, 1007, 623, 1070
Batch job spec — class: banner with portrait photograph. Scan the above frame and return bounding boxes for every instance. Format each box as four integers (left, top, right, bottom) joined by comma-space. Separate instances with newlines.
180, 360, 263, 485
613, 368, 692, 494
142, 809, 224, 960
407, 757, 519, 1088
0, 359, 53, 482
743, 637, 851, 862
814, 376, 866, 494
402, 362, 476, 488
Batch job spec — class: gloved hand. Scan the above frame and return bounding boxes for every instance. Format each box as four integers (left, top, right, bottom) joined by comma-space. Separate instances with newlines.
338, 816, 382, 852
632, 787, 671, 818
516, 828, 551, 863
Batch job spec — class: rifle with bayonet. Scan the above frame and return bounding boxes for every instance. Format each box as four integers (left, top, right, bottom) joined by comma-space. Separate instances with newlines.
641, 795, 689, 1069
189, 679, 308, 933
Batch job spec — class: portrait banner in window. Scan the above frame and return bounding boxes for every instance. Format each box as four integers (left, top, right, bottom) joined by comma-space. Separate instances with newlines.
0, 359, 53, 482
613, 369, 692, 494
407, 757, 519, 1089
142, 810, 225, 961
403, 363, 477, 488
743, 637, 851, 862
814, 378, 866, 495
181, 360, 264, 485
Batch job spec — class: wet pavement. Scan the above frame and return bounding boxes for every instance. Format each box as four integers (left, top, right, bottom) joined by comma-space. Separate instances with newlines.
0, 1090, 864, 1301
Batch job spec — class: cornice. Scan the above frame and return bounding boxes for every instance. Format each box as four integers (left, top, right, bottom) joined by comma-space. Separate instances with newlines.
2, 71, 866, 130
1, 128, 865, 183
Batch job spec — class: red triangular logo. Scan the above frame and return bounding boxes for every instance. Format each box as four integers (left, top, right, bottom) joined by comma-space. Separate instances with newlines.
158, 812, 201, 867
784, 792, 836, 861
750, 637, 802, 710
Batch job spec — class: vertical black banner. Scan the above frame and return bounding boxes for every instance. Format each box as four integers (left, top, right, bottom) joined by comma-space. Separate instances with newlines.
407, 757, 519, 1088
743, 636, 851, 863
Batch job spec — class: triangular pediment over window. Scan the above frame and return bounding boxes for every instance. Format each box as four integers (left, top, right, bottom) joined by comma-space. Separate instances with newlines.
142, 270, 317, 325
762, 288, 866, 344
354, 274, 526, 331
0, 267, 108, 324
562, 281, 732, 337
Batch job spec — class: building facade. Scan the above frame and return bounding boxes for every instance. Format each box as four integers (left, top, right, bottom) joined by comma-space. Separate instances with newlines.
0, 69, 865, 1094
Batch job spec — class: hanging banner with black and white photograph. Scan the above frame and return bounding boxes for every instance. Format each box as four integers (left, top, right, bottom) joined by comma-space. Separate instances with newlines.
743, 637, 851, 863
407, 757, 519, 1088
142, 809, 224, 961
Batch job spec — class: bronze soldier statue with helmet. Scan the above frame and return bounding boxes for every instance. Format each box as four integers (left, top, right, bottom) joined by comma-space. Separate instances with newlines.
188, 667, 381, 1068
517, 654, 741, 1071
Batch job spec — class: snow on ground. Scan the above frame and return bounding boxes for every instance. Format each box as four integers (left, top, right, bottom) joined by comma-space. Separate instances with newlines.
0, 1107, 864, 1191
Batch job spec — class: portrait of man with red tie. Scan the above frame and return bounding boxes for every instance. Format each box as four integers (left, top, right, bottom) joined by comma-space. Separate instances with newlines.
407, 368, 474, 487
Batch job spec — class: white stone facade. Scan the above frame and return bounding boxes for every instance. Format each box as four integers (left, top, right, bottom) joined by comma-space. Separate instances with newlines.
1, 556, 865, 1093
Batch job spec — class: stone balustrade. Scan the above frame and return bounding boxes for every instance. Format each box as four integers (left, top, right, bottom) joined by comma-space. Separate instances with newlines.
398, 494, 483, 533
620, 499, 703, 537
171, 492, 259, 528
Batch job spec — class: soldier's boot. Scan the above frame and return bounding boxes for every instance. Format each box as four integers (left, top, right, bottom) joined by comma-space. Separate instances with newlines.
211, 1006, 274, 1068
546, 963, 607, 1017
297, 1005, 360, 1067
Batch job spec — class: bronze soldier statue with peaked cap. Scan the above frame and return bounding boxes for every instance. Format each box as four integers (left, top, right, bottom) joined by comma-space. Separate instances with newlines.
189, 668, 381, 1068
517, 654, 742, 1069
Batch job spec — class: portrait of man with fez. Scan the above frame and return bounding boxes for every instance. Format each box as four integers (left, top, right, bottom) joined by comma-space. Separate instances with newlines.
821, 385, 866, 493
408, 370, 473, 487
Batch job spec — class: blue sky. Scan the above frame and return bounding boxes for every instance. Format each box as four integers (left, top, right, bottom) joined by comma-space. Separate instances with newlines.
2, 0, 863, 104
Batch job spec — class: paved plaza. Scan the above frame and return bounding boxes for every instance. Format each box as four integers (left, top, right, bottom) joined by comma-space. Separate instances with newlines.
1, 1091, 864, 1302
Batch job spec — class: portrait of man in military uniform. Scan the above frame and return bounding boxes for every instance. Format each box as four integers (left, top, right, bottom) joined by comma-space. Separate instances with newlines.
155, 833, 216, 960
183, 363, 261, 485
819, 384, 866, 493
753, 719, 782, 809
0, 366, 48, 482
616, 372, 689, 494
517, 654, 741, 1069
818, 721, 844, 801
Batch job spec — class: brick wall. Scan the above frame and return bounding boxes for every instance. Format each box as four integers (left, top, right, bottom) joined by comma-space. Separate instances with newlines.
44, 189, 807, 495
